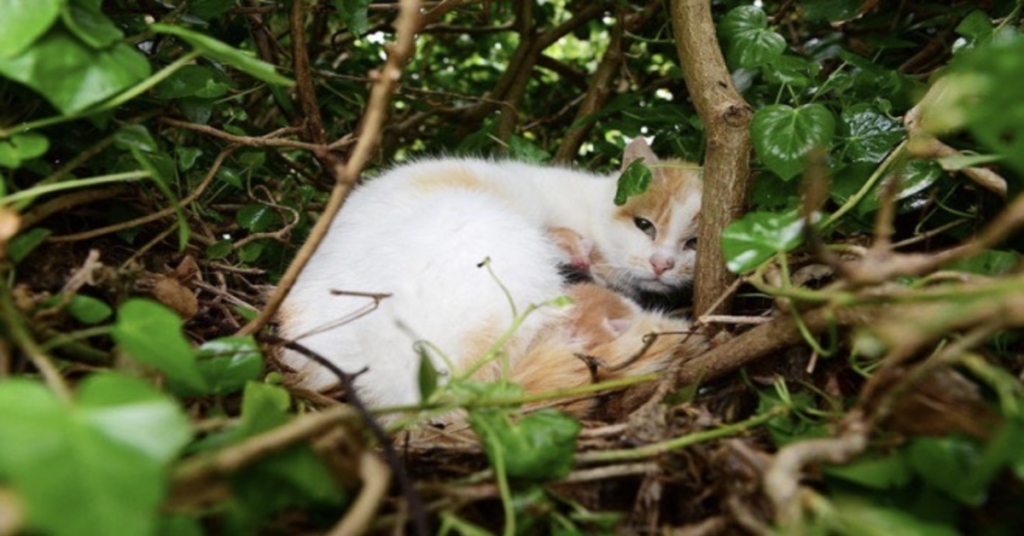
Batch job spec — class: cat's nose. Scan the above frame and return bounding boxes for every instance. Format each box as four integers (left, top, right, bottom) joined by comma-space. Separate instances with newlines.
650, 255, 675, 276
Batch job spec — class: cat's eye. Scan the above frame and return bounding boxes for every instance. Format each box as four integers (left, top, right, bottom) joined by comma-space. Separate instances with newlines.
633, 217, 656, 239
684, 237, 698, 250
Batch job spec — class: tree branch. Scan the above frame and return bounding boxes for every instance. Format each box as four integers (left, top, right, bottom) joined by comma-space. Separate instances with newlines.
237, 0, 422, 337
670, 0, 753, 319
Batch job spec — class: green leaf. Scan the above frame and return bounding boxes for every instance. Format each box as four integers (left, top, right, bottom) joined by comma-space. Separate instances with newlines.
508, 135, 550, 163
841, 103, 904, 163
752, 103, 836, 180
178, 336, 263, 396
907, 436, 986, 505
179, 97, 214, 124
157, 64, 234, 99
469, 409, 580, 481
112, 299, 206, 391
8, 227, 51, 263
237, 203, 281, 232
614, 158, 653, 206
238, 241, 264, 263
830, 496, 961, 536
150, 23, 294, 87
62, 0, 123, 49
0, 28, 150, 115
0, 132, 50, 168
955, 10, 994, 45
944, 250, 1021, 276
0, 375, 190, 536
176, 147, 202, 171
763, 54, 818, 88
206, 239, 233, 260
417, 346, 440, 402
0, 0, 62, 57
239, 381, 291, 436
952, 39, 1024, 182
721, 209, 805, 273
719, 6, 787, 69
847, 159, 943, 217
825, 454, 912, 490
66, 294, 113, 324
333, 0, 371, 35
115, 124, 159, 152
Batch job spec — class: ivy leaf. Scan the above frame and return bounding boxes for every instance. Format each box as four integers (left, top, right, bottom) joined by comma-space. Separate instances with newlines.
63, 294, 113, 324
62, 0, 124, 49
0, 375, 191, 536
719, 6, 787, 69
0, 0, 62, 57
0, 28, 150, 114
8, 228, 51, 263
157, 64, 235, 99
907, 436, 986, 505
237, 203, 281, 233
841, 103, 904, 163
721, 209, 805, 273
508, 135, 550, 163
333, 0, 372, 36
176, 336, 263, 396
112, 299, 207, 391
763, 55, 818, 88
206, 239, 233, 260
0, 132, 50, 169
150, 23, 294, 87
752, 103, 835, 181
952, 39, 1024, 184
469, 409, 580, 481
614, 158, 653, 206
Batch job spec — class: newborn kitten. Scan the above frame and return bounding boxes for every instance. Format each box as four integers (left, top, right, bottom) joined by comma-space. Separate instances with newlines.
278, 138, 702, 408
502, 283, 705, 417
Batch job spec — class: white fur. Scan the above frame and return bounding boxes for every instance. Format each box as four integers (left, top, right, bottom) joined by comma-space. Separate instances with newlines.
279, 157, 698, 407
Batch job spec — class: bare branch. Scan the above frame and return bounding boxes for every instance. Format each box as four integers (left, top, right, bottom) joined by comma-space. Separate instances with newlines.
670, 0, 753, 319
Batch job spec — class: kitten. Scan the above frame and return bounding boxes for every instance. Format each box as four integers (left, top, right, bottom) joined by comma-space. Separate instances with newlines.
500, 283, 705, 417
277, 138, 703, 409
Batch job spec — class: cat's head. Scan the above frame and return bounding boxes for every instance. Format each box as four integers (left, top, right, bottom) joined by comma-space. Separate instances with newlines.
592, 138, 702, 299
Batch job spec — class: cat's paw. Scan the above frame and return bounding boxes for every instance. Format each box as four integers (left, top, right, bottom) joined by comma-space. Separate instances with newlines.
548, 226, 595, 271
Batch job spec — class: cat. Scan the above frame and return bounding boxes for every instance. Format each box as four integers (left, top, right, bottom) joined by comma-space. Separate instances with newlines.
277, 137, 703, 411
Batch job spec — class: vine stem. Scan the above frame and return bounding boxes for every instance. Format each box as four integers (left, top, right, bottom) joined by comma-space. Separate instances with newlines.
576, 407, 785, 463
0, 171, 150, 206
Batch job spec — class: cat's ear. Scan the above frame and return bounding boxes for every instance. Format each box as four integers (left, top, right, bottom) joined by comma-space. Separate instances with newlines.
622, 137, 659, 171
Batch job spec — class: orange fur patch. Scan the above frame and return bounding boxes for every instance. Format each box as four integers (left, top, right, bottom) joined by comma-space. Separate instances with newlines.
615, 160, 702, 234
411, 168, 496, 195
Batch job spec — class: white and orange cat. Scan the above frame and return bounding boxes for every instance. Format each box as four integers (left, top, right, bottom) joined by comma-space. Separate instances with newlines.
277, 138, 704, 413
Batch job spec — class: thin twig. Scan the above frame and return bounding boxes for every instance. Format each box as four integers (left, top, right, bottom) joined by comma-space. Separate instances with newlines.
48, 148, 237, 243
238, 0, 422, 337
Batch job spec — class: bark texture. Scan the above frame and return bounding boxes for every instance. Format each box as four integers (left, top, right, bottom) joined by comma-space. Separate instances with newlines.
670, 0, 752, 318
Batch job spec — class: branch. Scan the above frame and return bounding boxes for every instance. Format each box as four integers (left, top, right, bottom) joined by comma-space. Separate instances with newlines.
236, 0, 420, 335
670, 0, 753, 319
48, 148, 236, 243
675, 306, 875, 387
